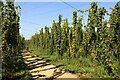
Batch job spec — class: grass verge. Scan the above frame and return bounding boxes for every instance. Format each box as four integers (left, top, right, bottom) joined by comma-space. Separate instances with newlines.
30, 49, 120, 78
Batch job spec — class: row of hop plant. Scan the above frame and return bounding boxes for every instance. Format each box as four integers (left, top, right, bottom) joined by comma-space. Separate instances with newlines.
27, 2, 120, 77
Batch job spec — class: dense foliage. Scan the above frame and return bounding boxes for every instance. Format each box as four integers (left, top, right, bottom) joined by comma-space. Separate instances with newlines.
1, 1, 31, 79
27, 2, 120, 78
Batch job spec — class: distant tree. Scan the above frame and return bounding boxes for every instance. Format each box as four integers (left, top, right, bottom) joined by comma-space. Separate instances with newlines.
86, 2, 98, 56
50, 20, 56, 54
76, 16, 83, 46
44, 26, 50, 49
61, 18, 69, 53
70, 11, 78, 58
39, 28, 44, 49
55, 15, 62, 59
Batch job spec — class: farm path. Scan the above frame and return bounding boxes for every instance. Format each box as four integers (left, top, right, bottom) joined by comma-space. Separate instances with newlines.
22, 50, 80, 80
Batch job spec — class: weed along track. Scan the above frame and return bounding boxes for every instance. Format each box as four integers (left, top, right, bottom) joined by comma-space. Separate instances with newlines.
22, 51, 79, 79
2, 1, 120, 79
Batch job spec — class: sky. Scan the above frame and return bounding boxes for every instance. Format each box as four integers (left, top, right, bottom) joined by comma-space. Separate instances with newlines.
14, 2, 117, 40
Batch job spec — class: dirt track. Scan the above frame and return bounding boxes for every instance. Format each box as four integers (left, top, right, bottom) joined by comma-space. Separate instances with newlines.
22, 51, 80, 79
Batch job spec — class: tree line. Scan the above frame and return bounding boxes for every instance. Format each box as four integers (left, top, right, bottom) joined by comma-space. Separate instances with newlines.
27, 2, 120, 77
